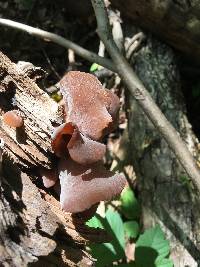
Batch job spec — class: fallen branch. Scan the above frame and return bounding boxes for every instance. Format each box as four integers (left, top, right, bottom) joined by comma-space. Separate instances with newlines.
0, 18, 116, 72
91, 0, 200, 193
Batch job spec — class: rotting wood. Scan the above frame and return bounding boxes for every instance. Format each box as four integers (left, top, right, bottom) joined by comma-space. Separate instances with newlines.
0, 51, 109, 266
0, 51, 63, 169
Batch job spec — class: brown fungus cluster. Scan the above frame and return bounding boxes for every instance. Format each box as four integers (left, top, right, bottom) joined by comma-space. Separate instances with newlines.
43, 71, 126, 213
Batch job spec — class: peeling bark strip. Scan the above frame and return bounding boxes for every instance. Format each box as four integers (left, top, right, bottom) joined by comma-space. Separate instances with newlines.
0, 51, 109, 266
111, 0, 200, 63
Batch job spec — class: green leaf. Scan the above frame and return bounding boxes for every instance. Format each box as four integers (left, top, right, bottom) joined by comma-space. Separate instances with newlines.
105, 209, 125, 249
120, 187, 140, 220
136, 225, 170, 258
86, 215, 104, 229
135, 225, 173, 267
89, 243, 117, 267
124, 221, 140, 239
90, 63, 100, 72
87, 210, 125, 266
135, 246, 158, 267
156, 258, 174, 267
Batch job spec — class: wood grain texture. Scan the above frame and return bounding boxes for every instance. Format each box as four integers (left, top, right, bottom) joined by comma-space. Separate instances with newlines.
0, 51, 63, 168
0, 51, 109, 266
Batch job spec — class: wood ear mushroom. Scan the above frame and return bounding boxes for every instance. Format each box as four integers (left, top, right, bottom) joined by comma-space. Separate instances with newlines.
43, 71, 126, 213
3, 110, 23, 128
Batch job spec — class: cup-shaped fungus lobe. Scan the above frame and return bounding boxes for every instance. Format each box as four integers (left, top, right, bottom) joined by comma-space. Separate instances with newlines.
52, 122, 75, 157
60, 71, 120, 140
58, 157, 126, 213
3, 110, 23, 128
67, 129, 106, 165
52, 123, 106, 164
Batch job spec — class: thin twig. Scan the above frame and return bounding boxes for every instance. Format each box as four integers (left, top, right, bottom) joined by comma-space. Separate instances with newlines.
91, 0, 200, 193
67, 48, 77, 71
108, 9, 124, 53
42, 49, 61, 79
126, 32, 146, 60
0, 18, 116, 72
98, 40, 105, 57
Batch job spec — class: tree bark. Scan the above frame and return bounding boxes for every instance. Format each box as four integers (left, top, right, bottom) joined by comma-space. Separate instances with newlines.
0, 51, 109, 266
111, 0, 200, 64
120, 31, 200, 266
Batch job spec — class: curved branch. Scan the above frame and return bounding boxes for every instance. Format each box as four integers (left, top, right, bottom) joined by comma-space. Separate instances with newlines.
91, 0, 200, 193
0, 18, 116, 72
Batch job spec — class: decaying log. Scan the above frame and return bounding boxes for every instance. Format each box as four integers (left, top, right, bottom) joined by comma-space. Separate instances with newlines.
111, 0, 200, 64
0, 51, 109, 266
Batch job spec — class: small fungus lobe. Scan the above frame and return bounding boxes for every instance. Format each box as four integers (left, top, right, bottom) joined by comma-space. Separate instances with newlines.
3, 110, 23, 128
40, 168, 58, 188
